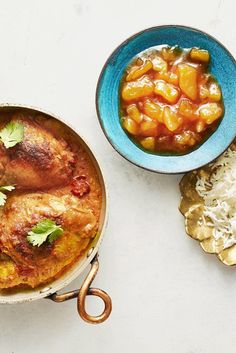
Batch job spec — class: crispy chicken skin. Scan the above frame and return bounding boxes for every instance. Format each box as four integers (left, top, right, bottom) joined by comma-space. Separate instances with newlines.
0, 113, 76, 190
0, 193, 97, 288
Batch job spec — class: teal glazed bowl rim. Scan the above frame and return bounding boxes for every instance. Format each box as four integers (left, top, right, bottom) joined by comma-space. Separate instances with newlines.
96, 25, 236, 174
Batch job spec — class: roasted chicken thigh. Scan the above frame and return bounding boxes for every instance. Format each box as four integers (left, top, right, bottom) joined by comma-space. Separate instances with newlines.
0, 193, 97, 288
0, 113, 75, 190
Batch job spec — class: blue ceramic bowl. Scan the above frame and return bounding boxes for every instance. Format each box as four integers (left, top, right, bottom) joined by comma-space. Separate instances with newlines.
96, 25, 236, 174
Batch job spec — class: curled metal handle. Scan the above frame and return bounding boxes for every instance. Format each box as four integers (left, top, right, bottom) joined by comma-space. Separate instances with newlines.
48, 254, 112, 324
78, 255, 112, 324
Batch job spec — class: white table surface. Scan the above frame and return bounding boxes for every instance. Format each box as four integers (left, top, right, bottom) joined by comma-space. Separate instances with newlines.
0, 0, 236, 352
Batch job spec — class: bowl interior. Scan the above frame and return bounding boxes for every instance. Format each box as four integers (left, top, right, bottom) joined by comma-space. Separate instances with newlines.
0, 104, 107, 304
96, 25, 236, 173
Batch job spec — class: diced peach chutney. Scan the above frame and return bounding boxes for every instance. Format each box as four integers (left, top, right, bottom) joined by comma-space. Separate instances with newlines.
120, 45, 224, 154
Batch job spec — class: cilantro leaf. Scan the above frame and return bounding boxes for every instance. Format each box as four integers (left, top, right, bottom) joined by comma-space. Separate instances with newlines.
27, 231, 48, 247
48, 228, 63, 244
0, 121, 24, 148
0, 192, 7, 206
0, 185, 15, 192
0, 185, 15, 206
27, 219, 63, 247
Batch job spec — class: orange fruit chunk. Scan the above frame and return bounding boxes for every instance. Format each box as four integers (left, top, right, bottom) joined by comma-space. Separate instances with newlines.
178, 63, 198, 100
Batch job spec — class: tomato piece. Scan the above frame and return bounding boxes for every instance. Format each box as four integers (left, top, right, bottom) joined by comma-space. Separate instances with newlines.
71, 176, 90, 197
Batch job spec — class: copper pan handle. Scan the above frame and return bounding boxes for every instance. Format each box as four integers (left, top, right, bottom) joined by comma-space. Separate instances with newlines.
48, 254, 112, 324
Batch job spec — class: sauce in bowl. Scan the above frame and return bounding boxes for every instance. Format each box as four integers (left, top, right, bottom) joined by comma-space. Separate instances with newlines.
120, 45, 224, 154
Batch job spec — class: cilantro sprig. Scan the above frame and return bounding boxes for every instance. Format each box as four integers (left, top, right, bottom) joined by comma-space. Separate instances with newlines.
0, 185, 15, 206
0, 185, 15, 192
27, 219, 63, 247
0, 121, 24, 148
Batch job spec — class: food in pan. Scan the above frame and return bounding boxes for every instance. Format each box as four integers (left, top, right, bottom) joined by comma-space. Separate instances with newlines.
179, 140, 236, 265
120, 45, 224, 154
0, 111, 102, 288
